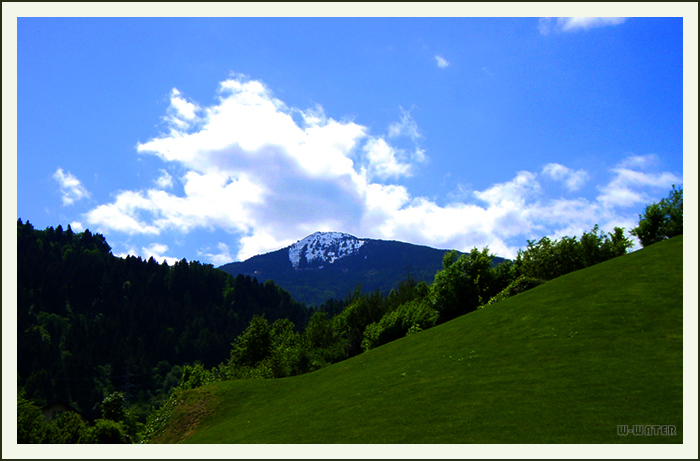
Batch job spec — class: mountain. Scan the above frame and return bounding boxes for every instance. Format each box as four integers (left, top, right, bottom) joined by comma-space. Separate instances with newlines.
218, 232, 505, 306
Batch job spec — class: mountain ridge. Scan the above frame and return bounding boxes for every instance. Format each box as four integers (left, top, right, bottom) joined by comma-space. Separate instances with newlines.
219, 232, 505, 306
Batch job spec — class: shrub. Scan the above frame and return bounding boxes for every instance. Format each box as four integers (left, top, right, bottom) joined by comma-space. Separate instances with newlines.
631, 185, 683, 247
47, 411, 94, 444
483, 276, 546, 307
429, 248, 495, 322
17, 391, 48, 443
514, 225, 633, 281
362, 298, 438, 351
91, 418, 128, 443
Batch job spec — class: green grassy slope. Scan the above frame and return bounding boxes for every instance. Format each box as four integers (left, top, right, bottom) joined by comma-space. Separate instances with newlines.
157, 235, 683, 444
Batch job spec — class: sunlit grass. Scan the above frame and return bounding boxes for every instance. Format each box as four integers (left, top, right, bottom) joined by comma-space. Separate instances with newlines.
157, 236, 683, 444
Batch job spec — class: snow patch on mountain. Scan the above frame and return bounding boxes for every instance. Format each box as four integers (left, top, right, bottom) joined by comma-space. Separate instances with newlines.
289, 232, 366, 269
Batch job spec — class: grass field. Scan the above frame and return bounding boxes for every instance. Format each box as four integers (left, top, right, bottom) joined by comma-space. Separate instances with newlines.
153, 235, 683, 444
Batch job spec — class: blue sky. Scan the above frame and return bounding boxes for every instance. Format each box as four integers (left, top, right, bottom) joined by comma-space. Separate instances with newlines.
10, 8, 690, 266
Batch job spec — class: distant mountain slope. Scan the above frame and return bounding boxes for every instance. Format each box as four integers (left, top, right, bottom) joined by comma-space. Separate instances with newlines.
219, 232, 505, 306
157, 235, 683, 444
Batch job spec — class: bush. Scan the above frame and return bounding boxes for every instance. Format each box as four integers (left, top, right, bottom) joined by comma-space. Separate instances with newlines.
631, 185, 683, 247
514, 225, 632, 281
429, 248, 495, 321
334, 290, 386, 357
91, 418, 128, 443
47, 411, 94, 444
178, 363, 213, 390
17, 391, 48, 443
140, 391, 182, 443
362, 298, 439, 351
228, 315, 272, 368
483, 276, 547, 307
99, 391, 144, 442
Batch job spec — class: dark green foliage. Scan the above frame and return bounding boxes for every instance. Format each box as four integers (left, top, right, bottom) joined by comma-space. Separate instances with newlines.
491, 258, 518, 292
483, 276, 547, 307
384, 277, 429, 312
175, 283, 423, 395
227, 315, 272, 369
17, 219, 309, 422
268, 318, 309, 378
47, 411, 94, 444
17, 389, 95, 444
301, 311, 346, 369
333, 288, 387, 357
102, 391, 127, 422
215, 316, 309, 381
631, 185, 683, 247
98, 391, 143, 442
17, 390, 49, 444
359, 276, 436, 352
514, 225, 633, 281
140, 389, 183, 443
91, 419, 128, 444
429, 248, 497, 321
179, 363, 213, 391
361, 298, 439, 351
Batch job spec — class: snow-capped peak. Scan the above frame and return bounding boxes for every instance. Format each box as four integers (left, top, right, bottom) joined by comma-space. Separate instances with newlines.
288, 232, 366, 269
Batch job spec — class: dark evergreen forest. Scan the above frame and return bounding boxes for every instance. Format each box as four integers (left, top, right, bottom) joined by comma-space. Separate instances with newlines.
16, 219, 310, 420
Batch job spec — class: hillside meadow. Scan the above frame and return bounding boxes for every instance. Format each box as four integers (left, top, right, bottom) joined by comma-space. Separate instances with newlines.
152, 235, 683, 444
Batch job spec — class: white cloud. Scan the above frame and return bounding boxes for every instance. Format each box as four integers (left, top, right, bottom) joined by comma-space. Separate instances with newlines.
435, 55, 449, 68
69, 221, 84, 233
198, 242, 236, 267
363, 137, 414, 180
118, 243, 180, 265
617, 153, 660, 170
539, 17, 627, 35
85, 191, 161, 235
164, 88, 201, 130
597, 166, 681, 208
388, 108, 422, 141
85, 171, 264, 236
386, 108, 427, 168
559, 17, 627, 32
53, 168, 90, 205
542, 163, 590, 192
87, 75, 378, 259
155, 169, 174, 189
236, 231, 295, 262
142, 243, 180, 265
114, 243, 182, 266
84, 75, 680, 263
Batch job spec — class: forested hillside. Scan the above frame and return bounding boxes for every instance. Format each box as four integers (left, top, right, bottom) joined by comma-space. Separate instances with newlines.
16, 219, 309, 421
